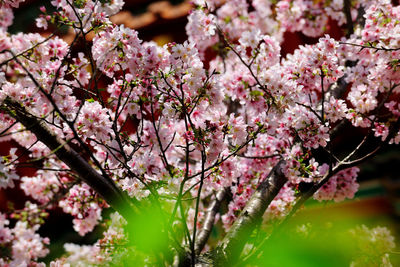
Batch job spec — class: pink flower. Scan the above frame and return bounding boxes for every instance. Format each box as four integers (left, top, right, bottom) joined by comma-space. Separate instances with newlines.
59, 184, 103, 236
314, 167, 360, 202
77, 101, 113, 141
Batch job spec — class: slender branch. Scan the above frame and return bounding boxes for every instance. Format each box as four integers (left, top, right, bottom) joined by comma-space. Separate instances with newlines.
320, 73, 325, 123
248, 117, 400, 263
216, 25, 274, 103
3, 98, 136, 221
3, 50, 115, 188
187, 125, 264, 181
339, 42, 400, 52
295, 102, 323, 122
191, 150, 206, 265
236, 154, 281, 160
0, 33, 56, 67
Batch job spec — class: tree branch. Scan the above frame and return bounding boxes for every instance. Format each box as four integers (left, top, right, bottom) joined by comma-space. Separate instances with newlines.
259, 117, 400, 253
3, 97, 136, 220
217, 160, 286, 263
195, 187, 228, 255
343, 0, 354, 37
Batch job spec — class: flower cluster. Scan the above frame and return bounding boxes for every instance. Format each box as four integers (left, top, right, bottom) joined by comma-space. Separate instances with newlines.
92, 25, 166, 78
350, 225, 395, 267
265, 183, 296, 220
0, 5, 13, 29
20, 170, 61, 204
76, 101, 113, 142
48, 0, 123, 31
59, 183, 104, 236
314, 167, 360, 202
0, 212, 49, 266
362, 1, 400, 47
0, 155, 18, 189
0, 0, 25, 8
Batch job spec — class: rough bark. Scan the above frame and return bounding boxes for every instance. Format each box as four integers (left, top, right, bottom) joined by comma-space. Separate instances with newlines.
216, 160, 287, 264
195, 188, 228, 255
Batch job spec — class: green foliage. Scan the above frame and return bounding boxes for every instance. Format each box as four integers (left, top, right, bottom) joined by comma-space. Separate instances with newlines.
122, 199, 171, 259
244, 209, 396, 267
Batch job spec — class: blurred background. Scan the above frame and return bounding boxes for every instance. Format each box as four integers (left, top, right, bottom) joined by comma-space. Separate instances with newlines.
8, 0, 191, 44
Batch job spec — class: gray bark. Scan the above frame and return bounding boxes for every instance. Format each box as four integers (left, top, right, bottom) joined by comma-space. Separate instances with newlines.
217, 160, 287, 264
195, 188, 228, 255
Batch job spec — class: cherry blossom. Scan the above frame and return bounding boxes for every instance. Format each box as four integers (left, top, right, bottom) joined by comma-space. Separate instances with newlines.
59, 184, 104, 236
314, 167, 360, 202
0, 0, 399, 265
